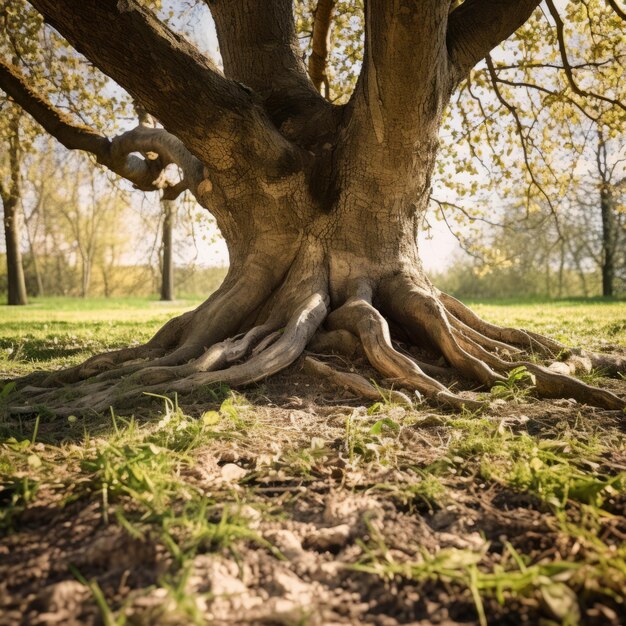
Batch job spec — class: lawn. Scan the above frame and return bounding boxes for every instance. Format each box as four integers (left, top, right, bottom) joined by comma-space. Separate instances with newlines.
0, 297, 625, 625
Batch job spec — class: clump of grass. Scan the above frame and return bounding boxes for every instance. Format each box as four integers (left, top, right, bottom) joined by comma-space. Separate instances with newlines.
344, 410, 402, 465
352, 519, 626, 626
278, 436, 334, 478
80, 437, 191, 522
370, 472, 448, 512
144, 392, 245, 452
0, 416, 46, 531
161, 502, 274, 565
0, 475, 39, 531
490, 366, 536, 402
442, 417, 625, 511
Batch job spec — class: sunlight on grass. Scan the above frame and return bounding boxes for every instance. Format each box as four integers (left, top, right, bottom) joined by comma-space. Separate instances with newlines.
1, 298, 625, 624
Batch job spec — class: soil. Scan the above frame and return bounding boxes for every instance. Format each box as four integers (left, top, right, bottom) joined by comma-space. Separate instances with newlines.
1, 365, 625, 626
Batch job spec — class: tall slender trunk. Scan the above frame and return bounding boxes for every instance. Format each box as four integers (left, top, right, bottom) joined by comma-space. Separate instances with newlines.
1, 114, 28, 305
600, 185, 615, 297
25, 179, 47, 297
81, 258, 91, 298
102, 265, 110, 298
24, 216, 45, 297
2, 198, 28, 305
160, 198, 174, 301
557, 241, 565, 298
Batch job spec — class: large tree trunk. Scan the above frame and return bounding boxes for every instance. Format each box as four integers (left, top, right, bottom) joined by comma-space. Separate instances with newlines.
5, 0, 625, 415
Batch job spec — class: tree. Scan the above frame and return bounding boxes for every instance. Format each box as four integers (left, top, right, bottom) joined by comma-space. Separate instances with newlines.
1, 0, 625, 414
0, 105, 28, 305
595, 129, 625, 297
0, 0, 138, 303
159, 196, 175, 301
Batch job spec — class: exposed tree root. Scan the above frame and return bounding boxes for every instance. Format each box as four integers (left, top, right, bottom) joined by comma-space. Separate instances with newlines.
326, 283, 486, 412
5, 267, 625, 417
303, 356, 413, 407
438, 292, 566, 357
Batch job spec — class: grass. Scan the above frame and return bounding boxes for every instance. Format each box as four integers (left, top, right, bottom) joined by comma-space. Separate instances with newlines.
353, 529, 625, 626
0, 296, 625, 624
0, 296, 202, 375
466, 297, 626, 347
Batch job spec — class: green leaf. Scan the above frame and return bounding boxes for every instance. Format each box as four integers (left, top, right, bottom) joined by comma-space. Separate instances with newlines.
370, 418, 400, 436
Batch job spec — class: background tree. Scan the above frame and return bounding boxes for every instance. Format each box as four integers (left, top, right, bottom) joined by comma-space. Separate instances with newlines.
0, 105, 28, 304
1, 0, 625, 416
431, 0, 625, 293
594, 129, 625, 296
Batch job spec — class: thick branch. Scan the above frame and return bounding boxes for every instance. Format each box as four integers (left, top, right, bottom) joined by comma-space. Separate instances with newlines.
28, 0, 297, 171
447, 0, 542, 78
209, 0, 313, 95
0, 59, 201, 195
208, 0, 331, 143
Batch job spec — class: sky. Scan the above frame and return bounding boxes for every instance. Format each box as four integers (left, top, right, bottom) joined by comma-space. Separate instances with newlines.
192, 220, 462, 272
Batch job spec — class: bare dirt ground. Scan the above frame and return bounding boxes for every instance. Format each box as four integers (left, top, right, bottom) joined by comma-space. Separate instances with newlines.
1, 363, 626, 626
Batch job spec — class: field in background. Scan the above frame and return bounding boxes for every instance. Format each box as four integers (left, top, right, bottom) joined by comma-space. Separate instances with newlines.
467, 298, 626, 346
0, 297, 625, 625
1, 296, 624, 377
0, 296, 202, 376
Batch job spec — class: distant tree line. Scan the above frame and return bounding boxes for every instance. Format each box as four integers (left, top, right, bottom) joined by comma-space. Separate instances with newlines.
0, 137, 225, 300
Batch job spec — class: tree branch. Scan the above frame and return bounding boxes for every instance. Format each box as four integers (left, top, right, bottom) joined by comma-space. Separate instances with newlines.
0, 59, 201, 197
308, 0, 335, 98
606, 0, 626, 21
447, 0, 542, 78
207, 0, 331, 143
485, 53, 564, 241
27, 0, 297, 171
545, 0, 626, 113
209, 0, 315, 96
480, 68, 600, 122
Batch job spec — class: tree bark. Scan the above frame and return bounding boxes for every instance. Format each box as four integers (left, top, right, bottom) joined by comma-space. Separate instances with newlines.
160, 198, 175, 302
1, 114, 28, 306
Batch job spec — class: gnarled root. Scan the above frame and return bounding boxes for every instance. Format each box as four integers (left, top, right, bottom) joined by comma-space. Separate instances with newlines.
6, 260, 625, 417
303, 356, 413, 406
403, 281, 624, 410
326, 282, 486, 412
